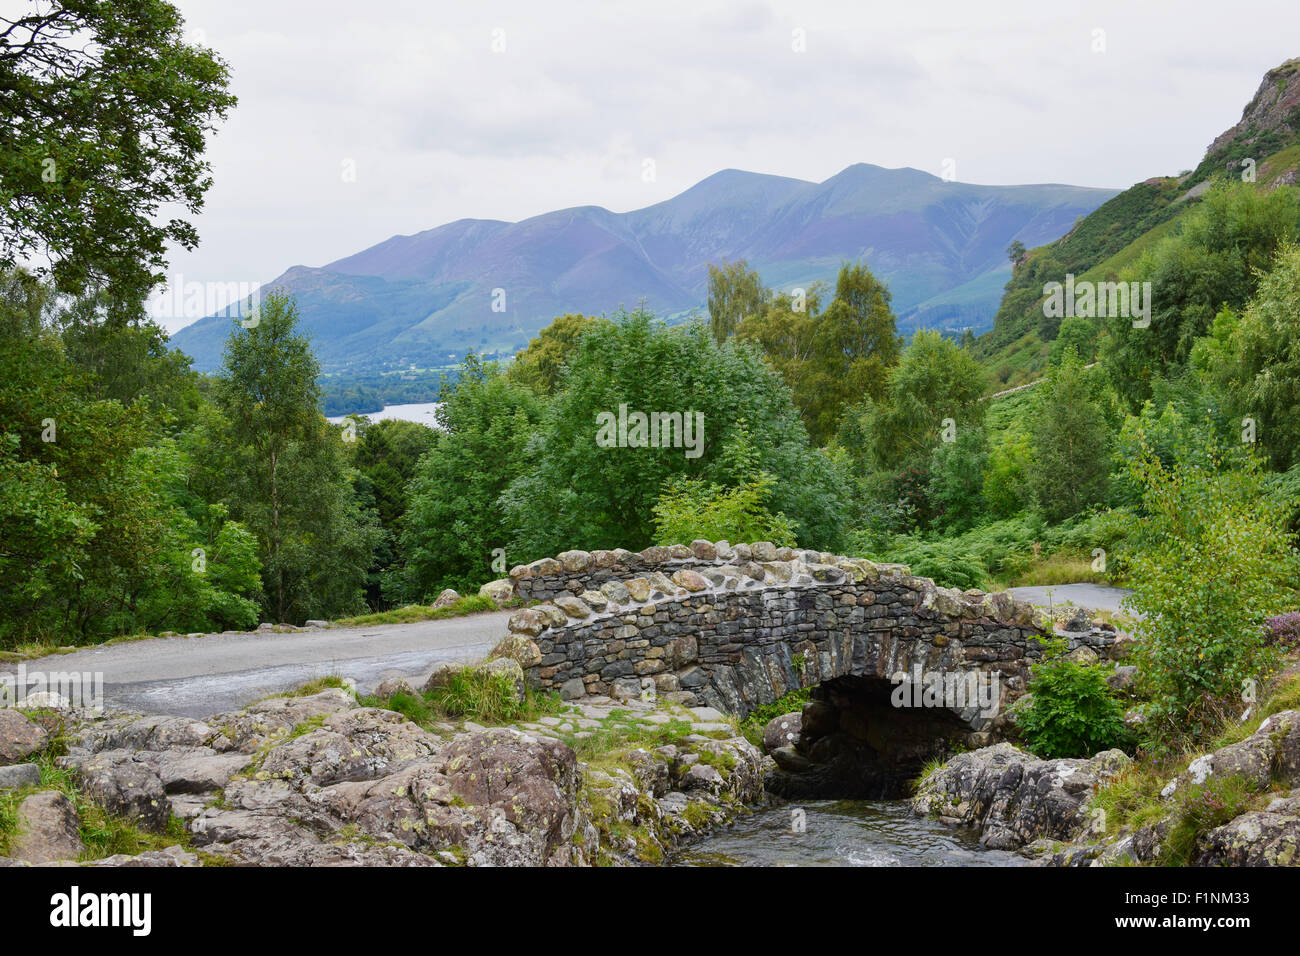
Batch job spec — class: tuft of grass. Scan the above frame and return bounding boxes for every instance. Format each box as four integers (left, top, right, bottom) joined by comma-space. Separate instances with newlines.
0, 741, 192, 862
1160, 775, 1261, 866
337, 594, 510, 627
361, 667, 562, 728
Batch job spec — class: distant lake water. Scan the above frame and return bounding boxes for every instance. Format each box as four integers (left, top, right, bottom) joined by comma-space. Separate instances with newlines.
326, 402, 442, 427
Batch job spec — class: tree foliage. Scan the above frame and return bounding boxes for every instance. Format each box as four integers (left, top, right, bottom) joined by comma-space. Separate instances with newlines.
0, 0, 236, 313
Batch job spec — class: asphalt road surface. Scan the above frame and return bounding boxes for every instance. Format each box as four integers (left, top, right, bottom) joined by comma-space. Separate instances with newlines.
2, 611, 513, 719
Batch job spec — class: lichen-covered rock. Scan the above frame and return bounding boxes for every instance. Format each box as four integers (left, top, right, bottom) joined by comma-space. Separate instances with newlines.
478, 578, 514, 607
762, 712, 802, 753
1196, 790, 1300, 866
431, 588, 461, 609
1160, 710, 1300, 798
489, 633, 542, 668
210, 690, 357, 754
0, 710, 50, 764
554, 594, 593, 619
11, 791, 83, 863
374, 677, 416, 698
911, 743, 1130, 849
0, 763, 42, 790
57, 751, 171, 831
255, 708, 444, 787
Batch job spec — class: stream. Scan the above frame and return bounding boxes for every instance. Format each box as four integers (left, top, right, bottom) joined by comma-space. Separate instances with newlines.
676, 799, 1027, 867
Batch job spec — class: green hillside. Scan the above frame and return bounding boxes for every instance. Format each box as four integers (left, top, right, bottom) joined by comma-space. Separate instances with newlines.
975, 57, 1300, 391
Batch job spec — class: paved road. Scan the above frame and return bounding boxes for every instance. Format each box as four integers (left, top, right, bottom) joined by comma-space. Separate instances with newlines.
1006, 583, 1135, 616
1, 611, 513, 719
2, 583, 1135, 720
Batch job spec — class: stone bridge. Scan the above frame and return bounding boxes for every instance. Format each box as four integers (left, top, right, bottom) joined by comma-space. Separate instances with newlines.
494, 541, 1117, 796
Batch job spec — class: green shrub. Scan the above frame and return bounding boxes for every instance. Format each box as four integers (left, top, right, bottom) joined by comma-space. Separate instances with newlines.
1017, 639, 1131, 758
1124, 435, 1296, 745
850, 535, 987, 590
653, 472, 796, 548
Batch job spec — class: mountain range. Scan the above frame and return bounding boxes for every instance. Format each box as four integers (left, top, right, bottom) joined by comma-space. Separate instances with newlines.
169, 164, 1119, 374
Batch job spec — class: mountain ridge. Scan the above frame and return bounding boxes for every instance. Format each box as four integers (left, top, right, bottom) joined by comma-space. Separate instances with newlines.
169, 163, 1118, 374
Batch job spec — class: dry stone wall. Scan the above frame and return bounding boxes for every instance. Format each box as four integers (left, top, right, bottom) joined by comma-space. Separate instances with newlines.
498, 540, 1115, 726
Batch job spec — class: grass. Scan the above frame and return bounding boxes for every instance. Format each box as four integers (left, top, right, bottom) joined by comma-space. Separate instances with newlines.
1084, 663, 1300, 861
997, 552, 1107, 588
0, 734, 194, 863
564, 715, 698, 765
256, 674, 351, 702
358, 665, 562, 727
336, 593, 512, 627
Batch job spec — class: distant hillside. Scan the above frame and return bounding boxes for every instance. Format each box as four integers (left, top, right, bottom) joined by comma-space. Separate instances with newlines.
977, 57, 1300, 388
169, 165, 1116, 374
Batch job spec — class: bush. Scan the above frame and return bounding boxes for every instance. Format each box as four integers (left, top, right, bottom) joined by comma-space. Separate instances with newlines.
652, 472, 796, 548
849, 535, 987, 590
1017, 639, 1131, 758
1124, 435, 1296, 744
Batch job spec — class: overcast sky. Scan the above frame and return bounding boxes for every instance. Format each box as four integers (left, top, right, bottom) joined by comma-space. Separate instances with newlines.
156, 0, 1300, 332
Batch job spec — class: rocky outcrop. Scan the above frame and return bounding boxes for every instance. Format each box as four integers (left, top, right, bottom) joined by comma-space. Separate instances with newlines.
1196, 791, 1300, 866
2, 677, 769, 867
911, 743, 1130, 849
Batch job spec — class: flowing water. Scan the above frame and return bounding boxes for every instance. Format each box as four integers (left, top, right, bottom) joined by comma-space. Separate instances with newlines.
676, 799, 1028, 867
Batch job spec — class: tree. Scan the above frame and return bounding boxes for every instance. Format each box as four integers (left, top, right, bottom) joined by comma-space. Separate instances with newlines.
506, 313, 606, 394
1047, 314, 1098, 365
1028, 348, 1112, 522
393, 356, 544, 599
0, 270, 259, 644
0, 1, 236, 313
796, 263, 902, 444
850, 329, 986, 472
652, 474, 796, 548
1215, 242, 1300, 469
1102, 182, 1300, 409
198, 292, 380, 622
707, 260, 769, 343
501, 309, 850, 557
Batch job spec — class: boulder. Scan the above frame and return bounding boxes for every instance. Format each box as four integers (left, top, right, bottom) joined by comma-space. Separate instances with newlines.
600, 580, 632, 604
431, 588, 461, 610
911, 743, 1130, 849
0, 763, 41, 790
507, 608, 546, 637
553, 594, 593, 619
671, 570, 709, 592
557, 550, 592, 572
762, 712, 803, 753
490, 633, 542, 668
0, 710, 48, 764
373, 677, 416, 698
11, 790, 83, 863
478, 579, 514, 607
1106, 665, 1138, 693
1160, 710, 1300, 798
57, 752, 171, 831
1196, 790, 1300, 866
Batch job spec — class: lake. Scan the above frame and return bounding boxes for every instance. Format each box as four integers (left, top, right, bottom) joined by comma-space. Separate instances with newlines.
327, 402, 442, 427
